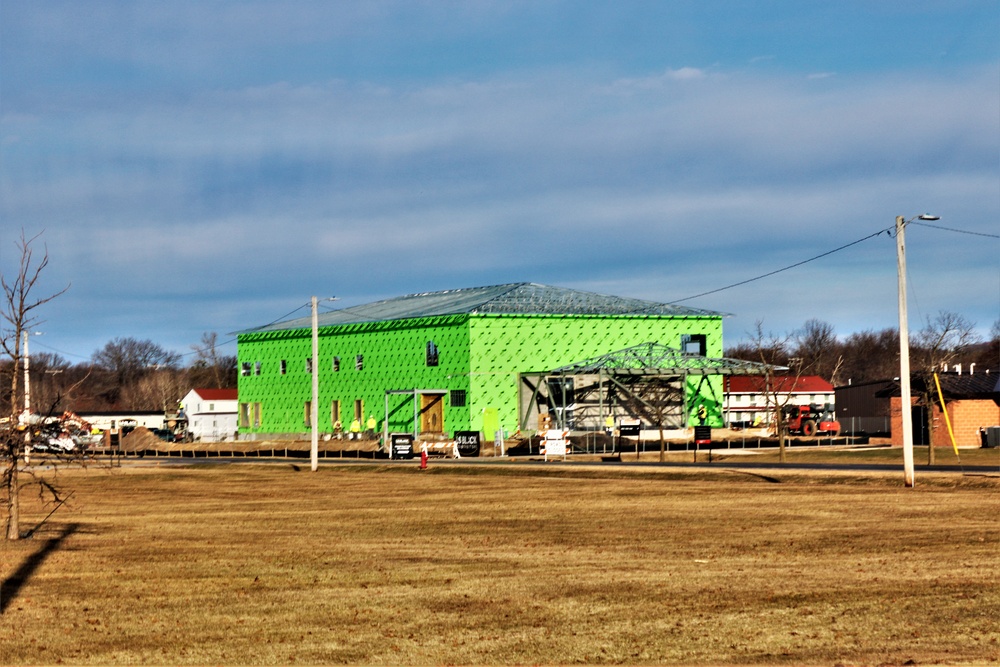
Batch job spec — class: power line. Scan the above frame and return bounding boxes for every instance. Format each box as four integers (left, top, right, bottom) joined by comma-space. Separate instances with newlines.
30, 339, 91, 361
671, 218, 999, 306
670, 227, 892, 304
909, 220, 1000, 239
177, 302, 312, 359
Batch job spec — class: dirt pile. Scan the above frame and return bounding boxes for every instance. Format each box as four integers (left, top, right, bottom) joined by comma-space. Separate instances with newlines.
120, 426, 164, 452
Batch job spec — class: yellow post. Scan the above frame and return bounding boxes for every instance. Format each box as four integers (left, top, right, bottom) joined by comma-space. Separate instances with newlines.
932, 373, 960, 456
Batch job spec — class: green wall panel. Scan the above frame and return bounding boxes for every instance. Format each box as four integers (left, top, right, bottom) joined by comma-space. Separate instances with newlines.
238, 317, 471, 436
467, 314, 723, 432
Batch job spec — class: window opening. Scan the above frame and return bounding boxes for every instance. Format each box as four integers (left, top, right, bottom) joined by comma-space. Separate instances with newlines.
681, 334, 707, 356
280, 360, 287, 375
353, 399, 364, 421
331, 400, 341, 430
546, 377, 576, 428
332, 356, 340, 372
449, 390, 467, 407
426, 340, 439, 367
355, 354, 363, 370
241, 362, 251, 376
254, 361, 261, 375
305, 358, 313, 373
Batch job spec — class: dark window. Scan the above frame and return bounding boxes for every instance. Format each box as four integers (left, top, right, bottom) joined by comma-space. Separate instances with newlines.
254, 361, 261, 375
355, 354, 364, 370
241, 362, 251, 376
305, 358, 313, 373
426, 340, 439, 367
681, 334, 707, 356
280, 360, 287, 375
332, 356, 340, 372
450, 390, 467, 407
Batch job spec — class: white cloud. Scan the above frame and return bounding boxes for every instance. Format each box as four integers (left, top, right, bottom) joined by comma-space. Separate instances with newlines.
2, 39, 997, 357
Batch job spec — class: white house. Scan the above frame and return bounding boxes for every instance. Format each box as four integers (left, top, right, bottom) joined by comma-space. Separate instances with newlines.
181, 388, 238, 441
723, 375, 835, 428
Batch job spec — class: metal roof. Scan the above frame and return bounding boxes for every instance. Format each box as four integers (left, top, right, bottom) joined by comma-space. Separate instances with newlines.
726, 375, 835, 393
876, 372, 1000, 399
242, 283, 725, 334
549, 342, 775, 376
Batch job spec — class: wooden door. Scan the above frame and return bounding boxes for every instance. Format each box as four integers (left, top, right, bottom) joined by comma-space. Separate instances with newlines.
420, 394, 444, 433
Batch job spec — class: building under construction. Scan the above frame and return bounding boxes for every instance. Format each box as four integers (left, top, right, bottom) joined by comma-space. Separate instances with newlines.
235, 283, 769, 441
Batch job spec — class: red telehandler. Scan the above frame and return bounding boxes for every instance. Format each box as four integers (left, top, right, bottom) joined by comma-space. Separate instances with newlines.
783, 404, 841, 436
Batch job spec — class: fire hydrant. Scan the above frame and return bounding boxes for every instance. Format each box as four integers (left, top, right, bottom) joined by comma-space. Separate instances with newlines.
420, 444, 428, 470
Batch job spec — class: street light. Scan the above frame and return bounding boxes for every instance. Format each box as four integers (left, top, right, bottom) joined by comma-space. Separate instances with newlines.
896, 213, 939, 488
310, 296, 337, 472
22, 330, 43, 414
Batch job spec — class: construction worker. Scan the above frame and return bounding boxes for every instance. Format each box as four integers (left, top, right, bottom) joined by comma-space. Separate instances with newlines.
697, 404, 708, 425
333, 418, 343, 439
365, 415, 377, 439
604, 414, 615, 437
349, 418, 361, 440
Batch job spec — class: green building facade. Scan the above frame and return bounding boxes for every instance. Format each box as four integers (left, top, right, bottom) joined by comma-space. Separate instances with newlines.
235, 283, 726, 439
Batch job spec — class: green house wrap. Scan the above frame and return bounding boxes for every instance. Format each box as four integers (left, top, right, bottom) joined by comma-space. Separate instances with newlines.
235, 283, 727, 439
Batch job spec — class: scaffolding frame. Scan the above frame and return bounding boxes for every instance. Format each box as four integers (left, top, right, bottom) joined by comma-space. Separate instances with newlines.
519, 342, 775, 432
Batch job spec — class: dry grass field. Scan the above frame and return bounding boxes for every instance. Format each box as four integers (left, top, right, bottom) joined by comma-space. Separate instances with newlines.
0, 462, 997, 665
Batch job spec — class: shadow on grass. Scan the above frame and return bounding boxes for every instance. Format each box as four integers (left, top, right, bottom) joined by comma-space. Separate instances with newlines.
0, 523, 78, 614
726, 469, 783, 483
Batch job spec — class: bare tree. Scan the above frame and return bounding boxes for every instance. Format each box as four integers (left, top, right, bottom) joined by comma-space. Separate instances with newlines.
91, 337, 181, 409
1, 231, 68, 540
25, 351, 72, 415
970, 318, 1000, 371
190, 332, 237, 389
792, 319, 844, 385
837, 328, 900, 385
130, 369, 183, 412
744, 321, 798, 463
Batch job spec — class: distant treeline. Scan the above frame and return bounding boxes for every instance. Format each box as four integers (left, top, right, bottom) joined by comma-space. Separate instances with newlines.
724, 314, 998, 387
1, 333, 236, 414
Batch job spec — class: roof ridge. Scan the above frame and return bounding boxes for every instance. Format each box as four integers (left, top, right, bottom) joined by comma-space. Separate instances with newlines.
238, 282, 725, 335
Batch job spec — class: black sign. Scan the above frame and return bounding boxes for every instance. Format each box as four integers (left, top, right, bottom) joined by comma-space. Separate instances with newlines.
694, 425, 712, 445
454, 431, 481, 457
390, 433, 414, 459
619, 422, 641, 436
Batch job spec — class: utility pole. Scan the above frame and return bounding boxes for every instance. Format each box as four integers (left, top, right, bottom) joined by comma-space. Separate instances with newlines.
23, 330, 32, 414
307, 296, 337, 472
311, 296, 319, 472
896, 214, 940, 487
896, 215, 915, 487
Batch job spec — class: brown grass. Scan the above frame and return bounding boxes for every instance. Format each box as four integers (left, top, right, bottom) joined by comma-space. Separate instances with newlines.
1, 462, 998, 665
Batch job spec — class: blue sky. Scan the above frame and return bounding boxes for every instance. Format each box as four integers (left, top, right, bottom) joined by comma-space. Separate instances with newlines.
2, 1, 998, 365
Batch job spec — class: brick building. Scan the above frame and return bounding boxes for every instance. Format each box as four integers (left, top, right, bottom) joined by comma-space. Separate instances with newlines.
885, 372, 1000, 447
